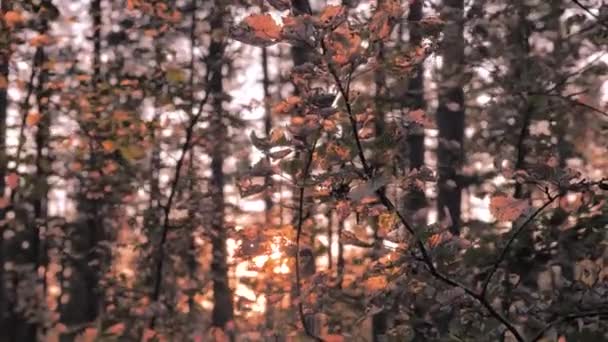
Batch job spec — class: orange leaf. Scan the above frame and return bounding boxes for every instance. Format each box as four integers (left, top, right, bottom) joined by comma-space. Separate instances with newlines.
26, 112, 41, 126
324, 335, 345, 342
102, 140, 116, 152
370, 12, 391, 41
365, 275, 388, 291
408, 108, 434, 127
3, 10, 24, 28
29, 34, 53, 47
0, 75, 7, 89
318, 5, 346, 27
106, 323, 125, 335
6, 172, 19, 190
244, 14, 281, 40
326, 23, 361, 65
489, 194, 530, 221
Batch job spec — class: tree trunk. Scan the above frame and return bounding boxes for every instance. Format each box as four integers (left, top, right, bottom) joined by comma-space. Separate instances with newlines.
61, 0, 104, 334
0, 0, 12, 335
403, 0, 427, 220
436, 0, 465, 235
208, 3, 234, 331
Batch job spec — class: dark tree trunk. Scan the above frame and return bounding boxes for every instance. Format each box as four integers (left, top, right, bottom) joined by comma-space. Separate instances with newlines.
208, 3, 234, 331
436, 0, 465, 235
0, 0, 11, 336
403, 0, 427, 219
61, 0, 104, 335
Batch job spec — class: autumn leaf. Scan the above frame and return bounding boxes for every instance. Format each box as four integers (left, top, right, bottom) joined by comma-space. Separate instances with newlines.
6, 172, 19, 190
365, 275, 388, 291
317, 5, 346, 27
102, 140, 116, 152
489, 194, 530, 221
323, 335, 345, 342
30, 34, 53, 47
166, 68, 186, 84
105, 322, 125, 335
26, 112, 41, 126
3, 10, 24, 28
370, 11, 391, 41
0, 75, 7, 89
407, 108, 434, 127
0, 197, 9, 209
326, 23, 362, 65
233, 14, 282, 46
119, 145, 146, 161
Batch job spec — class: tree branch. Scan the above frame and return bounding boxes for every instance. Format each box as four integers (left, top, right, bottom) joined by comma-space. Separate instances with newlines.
481, 192, 559, 297
531, 309, 608, 341
325, 52, 526, 342
294, 138, 323, 341
570, 0, 608, 29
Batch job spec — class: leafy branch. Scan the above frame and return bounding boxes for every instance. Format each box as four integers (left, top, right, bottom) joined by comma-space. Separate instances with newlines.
481, 189, 559, 297
531, 309, 608, 341
324, 53, 527, 342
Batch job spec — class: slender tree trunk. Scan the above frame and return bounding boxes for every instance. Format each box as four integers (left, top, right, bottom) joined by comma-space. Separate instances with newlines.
208, 3, 234, 332
0, 0, 12, 335
403, 0, 426, 220
436, 0, 465, 235
61, 0, 104, 334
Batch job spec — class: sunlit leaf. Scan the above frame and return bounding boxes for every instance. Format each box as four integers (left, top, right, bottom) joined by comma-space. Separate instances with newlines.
6, 172, 19, 190
317, 5, 346, 27
26, 112, 42, 126
119, 145, 146, 161
105, 322, 125, 335
3, 10, 24, 28
365, 275, 387, 291
102, 140, 116, 152
489, 194, 530, 221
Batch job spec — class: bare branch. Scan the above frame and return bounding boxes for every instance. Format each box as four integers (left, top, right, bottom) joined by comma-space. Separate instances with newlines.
531, 309, 608, 341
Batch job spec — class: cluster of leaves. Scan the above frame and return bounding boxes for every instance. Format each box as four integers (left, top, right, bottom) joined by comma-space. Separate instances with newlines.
235, 1, 608, 341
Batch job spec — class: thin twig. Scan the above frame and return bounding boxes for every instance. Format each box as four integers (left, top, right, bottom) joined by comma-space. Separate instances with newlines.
149, 0, 216, 328
570, 0, 608, 29
326, 51, 526, 342
531, 309, 608, 341
480, 192, 559, 297
294, 138, 323, 341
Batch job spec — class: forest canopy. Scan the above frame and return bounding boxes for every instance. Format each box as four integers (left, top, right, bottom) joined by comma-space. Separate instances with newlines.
0, 0, 607, 341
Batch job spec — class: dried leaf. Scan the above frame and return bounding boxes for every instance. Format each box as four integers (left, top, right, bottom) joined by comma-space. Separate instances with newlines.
26, 112, 41, 126
102, 140, 116, 152
349, 174, 390, 202
407, 109, 433, 127
489, 194, 530, 221
318, 5, 346, 27
6, 172, 19, 190
326, 23, 361, 65
365, 275, 387, 291
3, 10, 24, 28
106, 323, 125, 335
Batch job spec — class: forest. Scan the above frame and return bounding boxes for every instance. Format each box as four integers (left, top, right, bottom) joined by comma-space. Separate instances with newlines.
0, 0, 607, 341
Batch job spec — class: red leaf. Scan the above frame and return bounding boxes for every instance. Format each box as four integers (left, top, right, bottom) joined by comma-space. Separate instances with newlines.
490, 194, 530, 221
6, 172, 19, 190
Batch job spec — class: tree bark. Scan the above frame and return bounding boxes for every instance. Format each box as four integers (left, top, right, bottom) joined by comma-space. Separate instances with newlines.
0, 0, 11, 335
436, 0, 465, 235
208, 2, 234, 331
403, 0, 427, 220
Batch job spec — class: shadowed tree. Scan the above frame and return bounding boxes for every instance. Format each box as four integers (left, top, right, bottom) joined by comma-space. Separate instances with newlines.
436, 0, 465, 235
